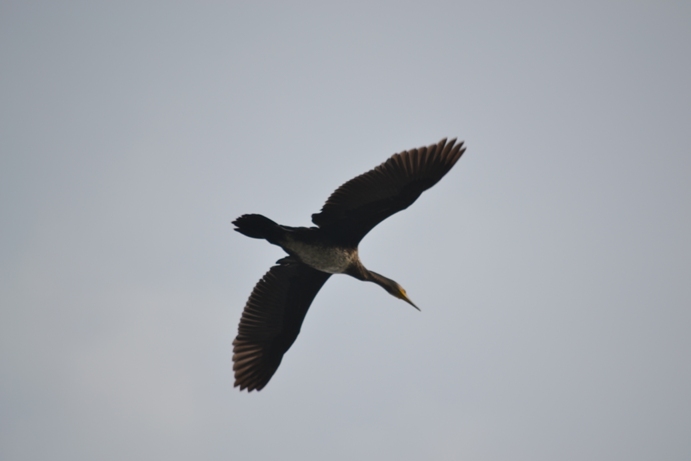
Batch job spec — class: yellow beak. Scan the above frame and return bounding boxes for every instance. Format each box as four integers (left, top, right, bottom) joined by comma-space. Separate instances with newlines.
399, 288, 420, 311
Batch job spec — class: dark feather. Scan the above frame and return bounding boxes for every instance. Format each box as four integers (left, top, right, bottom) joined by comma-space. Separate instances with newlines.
311, 138, 465, 245
232, 138, 466, 391
233, 257, 331, 391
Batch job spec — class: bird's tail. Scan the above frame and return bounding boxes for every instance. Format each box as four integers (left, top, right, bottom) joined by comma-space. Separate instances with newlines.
233, 214, 283, 243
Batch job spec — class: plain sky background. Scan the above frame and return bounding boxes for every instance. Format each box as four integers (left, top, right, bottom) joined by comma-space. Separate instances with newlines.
1, 2, 690, 460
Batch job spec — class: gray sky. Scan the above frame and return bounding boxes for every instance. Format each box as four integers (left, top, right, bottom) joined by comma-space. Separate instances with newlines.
1, 2, 690, 460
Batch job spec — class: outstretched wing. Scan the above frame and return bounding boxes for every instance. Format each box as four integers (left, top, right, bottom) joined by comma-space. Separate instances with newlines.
233, 257, 331, 391
311, 138, 465, 245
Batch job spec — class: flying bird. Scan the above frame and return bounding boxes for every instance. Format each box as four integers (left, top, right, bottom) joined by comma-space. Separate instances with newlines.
232, 138, 466, 391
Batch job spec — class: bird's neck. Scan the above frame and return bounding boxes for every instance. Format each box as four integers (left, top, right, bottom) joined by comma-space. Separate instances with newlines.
344, 258, 374, 280
346, 262, 391, 287
364, 270, 395, 289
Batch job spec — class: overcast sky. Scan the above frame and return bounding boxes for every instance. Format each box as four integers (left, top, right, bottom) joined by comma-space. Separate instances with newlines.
1, 2, 690, 460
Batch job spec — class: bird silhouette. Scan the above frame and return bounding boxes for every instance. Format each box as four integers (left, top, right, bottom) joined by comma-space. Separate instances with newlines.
232, 138, 466, 391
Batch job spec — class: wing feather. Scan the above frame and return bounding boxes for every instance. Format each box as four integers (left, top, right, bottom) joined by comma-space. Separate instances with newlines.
233, 257, 331, 391
311, 138, 465, 245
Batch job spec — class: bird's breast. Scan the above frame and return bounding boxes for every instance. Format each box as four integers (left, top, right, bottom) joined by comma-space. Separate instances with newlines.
282, 240, 358, 274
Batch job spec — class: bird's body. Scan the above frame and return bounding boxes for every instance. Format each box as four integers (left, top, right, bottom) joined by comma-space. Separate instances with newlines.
283, 236, 359, 274
233, 138, 466, 391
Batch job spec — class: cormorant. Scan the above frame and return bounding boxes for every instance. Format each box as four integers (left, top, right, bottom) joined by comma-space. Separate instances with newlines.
232, 138, 466, 391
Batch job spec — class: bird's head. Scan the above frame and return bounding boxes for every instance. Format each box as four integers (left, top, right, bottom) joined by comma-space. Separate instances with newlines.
367, 270, 419, 311
392, 284, 419, 311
